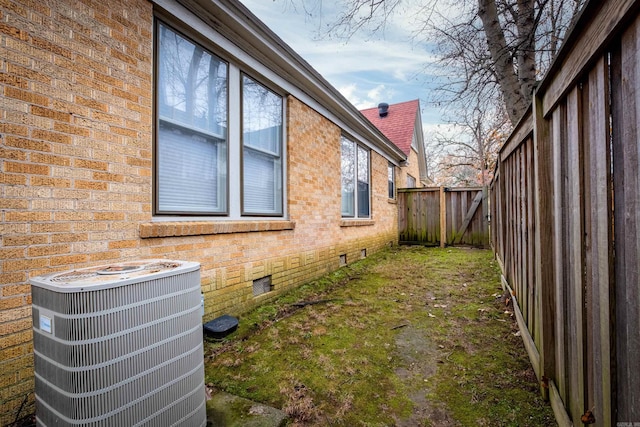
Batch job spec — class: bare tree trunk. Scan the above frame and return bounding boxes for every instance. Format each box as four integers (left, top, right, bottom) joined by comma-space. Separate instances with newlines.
516, 0, 536, 105
475, 116, 487, 187
477, 0, 529, 123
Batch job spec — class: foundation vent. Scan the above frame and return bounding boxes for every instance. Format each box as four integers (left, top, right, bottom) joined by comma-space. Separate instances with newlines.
253, 275, 273, 296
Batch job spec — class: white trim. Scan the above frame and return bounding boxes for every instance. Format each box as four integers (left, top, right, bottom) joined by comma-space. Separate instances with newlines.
227, 62, 242, 217
150, 216, 287, 222
153, 19, 287, 220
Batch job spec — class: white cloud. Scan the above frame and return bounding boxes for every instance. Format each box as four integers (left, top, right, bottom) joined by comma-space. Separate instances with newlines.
365, 85, 399, 108
337, 83, 361, 105
336, 83, 399, 110
304, 39, 431, 79
239, 0, 446, 125
366, 85, 385, 102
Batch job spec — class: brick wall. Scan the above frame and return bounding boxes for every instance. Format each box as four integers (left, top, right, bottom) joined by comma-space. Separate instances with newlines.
0, 0, 399, 423
1, 0, 153, 422
398, 148, 425, 188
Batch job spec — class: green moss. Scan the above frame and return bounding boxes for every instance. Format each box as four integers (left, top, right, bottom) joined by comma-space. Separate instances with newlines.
204, 246, 555, 426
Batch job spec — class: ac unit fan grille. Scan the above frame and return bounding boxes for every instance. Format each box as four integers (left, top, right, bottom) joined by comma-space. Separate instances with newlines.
48, 262, 181, 283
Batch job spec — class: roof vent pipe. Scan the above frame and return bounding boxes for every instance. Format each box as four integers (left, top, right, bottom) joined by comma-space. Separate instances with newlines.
378, 102, 389, 117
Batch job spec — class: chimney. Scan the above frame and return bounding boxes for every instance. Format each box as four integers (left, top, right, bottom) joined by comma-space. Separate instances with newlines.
378, 102, 389, 117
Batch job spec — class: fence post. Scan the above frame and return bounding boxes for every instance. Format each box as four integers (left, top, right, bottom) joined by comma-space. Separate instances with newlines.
533, 90, 555, 399
439, 186, 446, 248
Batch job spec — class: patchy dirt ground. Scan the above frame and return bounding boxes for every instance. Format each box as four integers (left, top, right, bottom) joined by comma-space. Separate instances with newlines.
393, 326, 455, 427
204, 246, 557, 426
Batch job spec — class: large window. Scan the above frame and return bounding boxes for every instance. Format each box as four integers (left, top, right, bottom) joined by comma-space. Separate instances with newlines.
341, 136, 370, 218
242, 76, 283, 215
156, 22, 228, 214
155, 21, 284, 217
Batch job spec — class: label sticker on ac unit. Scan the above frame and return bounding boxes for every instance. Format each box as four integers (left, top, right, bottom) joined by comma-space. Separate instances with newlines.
40, 315, 52, 334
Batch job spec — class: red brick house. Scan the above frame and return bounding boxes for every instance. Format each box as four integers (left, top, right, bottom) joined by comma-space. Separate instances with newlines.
361, 100, 430, 188
0, 0, 407, 422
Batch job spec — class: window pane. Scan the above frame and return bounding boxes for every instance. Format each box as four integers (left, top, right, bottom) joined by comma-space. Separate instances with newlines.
388, 163, 395, 199
158, 122, 227, 212
341, 137, 355, 217
357, 145, 370, 217
242, 76, 283, 214
243, 148, 281, 213
156, 23, 228, 214
158, 23, 227, 135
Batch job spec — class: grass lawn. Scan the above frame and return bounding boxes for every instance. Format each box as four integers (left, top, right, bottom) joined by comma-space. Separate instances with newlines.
204, 246, 556, 426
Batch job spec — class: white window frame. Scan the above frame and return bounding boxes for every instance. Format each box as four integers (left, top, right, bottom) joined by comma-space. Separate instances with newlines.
241, 74, 284, 216
153, 18, 286, 220
341, 136, 371, 218
155, 21, 229, 216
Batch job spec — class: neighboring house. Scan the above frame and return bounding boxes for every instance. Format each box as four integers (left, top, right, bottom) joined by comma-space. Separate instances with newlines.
360, 100, 430, 189
0, 0, 407, 422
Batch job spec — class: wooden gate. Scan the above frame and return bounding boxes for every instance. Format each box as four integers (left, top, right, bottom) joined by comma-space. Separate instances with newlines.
398, 187, 489, 247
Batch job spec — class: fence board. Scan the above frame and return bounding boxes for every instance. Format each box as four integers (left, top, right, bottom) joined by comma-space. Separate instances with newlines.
585, 56, 613, 427
439, 187, 446, 247
612, 19, 640, 423
449, 192, 458, 242
526, 142, 534, 337
566, 84, 587, 426
551, 102, 569, 402
506, 159, 514, 287
533, 92, 551, 380
514, 148, 523, 322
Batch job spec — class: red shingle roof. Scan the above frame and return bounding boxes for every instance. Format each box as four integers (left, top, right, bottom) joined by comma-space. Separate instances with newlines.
360, 99, 419, 156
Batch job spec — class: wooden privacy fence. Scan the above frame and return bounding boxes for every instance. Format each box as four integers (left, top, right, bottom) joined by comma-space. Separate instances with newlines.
490, 1, 640, 426
398, 187, 488, 247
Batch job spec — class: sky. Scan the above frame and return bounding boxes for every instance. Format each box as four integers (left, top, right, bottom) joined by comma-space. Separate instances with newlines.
238, 0, 448, 129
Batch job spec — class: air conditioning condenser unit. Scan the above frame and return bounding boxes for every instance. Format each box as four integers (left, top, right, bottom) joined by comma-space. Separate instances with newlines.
30, 259, 206, 427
